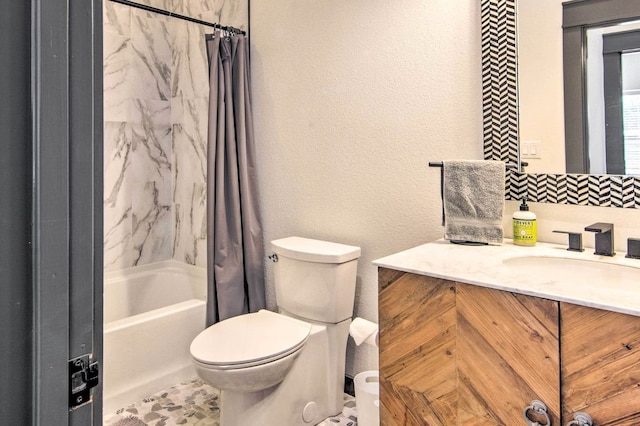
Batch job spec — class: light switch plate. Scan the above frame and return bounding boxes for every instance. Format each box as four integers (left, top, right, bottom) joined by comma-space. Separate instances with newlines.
521, 140, 541, 159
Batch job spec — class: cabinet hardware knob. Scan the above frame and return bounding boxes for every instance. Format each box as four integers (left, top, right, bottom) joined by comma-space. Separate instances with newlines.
523, 400, 551, 426
566, 412, 593, 426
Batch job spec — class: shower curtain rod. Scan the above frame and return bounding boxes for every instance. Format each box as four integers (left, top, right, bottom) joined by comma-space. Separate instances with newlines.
108, 0, 246, 35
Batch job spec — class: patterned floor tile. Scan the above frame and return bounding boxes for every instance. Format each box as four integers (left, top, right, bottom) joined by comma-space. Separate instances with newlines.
103, 378, 359, 426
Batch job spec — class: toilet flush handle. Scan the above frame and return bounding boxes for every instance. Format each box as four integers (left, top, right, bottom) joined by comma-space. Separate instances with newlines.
268, 253, 278, 262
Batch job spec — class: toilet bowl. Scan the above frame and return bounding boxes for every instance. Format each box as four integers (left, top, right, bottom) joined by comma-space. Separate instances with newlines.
190, 236, 361, 426
190, 310, 311, 392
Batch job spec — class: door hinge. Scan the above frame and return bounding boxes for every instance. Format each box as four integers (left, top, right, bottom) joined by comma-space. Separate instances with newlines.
69, 354, 99, 410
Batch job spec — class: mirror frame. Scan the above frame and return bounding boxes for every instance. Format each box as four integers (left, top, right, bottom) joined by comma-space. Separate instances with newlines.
482, 0, 640, 208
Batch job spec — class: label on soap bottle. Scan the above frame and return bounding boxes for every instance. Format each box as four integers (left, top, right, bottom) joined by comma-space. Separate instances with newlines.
513, 219, 537, 246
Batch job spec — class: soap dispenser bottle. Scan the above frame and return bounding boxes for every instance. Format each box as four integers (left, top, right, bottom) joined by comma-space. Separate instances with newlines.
513, 198, 537, 246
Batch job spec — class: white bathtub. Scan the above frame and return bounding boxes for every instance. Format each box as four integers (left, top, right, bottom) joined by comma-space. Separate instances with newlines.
103, 260, 207, 415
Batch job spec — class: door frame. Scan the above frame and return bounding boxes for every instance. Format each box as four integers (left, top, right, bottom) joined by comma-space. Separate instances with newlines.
31, 0, 103, 424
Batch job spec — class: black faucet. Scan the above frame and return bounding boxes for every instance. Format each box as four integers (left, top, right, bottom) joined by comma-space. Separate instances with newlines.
584, 222, 615, 256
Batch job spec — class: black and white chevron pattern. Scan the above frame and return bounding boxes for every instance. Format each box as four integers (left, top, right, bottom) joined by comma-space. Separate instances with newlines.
505, 172, 640, 208
481, 0, 639, 208
481, 0, 518, 165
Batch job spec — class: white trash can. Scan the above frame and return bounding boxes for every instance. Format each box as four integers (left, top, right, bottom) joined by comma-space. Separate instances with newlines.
354, 370, 379, 426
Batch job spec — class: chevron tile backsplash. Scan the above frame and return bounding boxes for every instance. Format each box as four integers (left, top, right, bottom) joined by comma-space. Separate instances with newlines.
505, 171, 640, 208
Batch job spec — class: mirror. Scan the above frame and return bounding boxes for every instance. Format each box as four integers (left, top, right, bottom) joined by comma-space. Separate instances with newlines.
483, 0, 639, 208
518, 0, 640, 175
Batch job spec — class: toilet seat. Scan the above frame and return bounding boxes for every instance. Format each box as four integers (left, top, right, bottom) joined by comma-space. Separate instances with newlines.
190, 309, 311, 369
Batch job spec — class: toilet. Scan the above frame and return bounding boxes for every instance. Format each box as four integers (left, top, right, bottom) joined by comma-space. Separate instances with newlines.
190, 236, 361, 426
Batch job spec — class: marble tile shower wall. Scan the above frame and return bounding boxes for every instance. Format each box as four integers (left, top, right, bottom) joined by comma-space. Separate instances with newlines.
103, 0, 248, 271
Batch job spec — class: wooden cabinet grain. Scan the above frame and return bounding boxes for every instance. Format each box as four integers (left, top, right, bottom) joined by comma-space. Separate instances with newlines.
561, 303, 640, 425
379, 268, 560, 425
379, 268, 640, 425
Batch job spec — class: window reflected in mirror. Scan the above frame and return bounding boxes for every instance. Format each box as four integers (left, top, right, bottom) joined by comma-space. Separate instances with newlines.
621, 52, 640, 174
588, 24, 640, 175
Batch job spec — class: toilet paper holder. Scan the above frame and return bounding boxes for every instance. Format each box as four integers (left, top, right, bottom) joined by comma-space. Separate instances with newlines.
349, 317, 379, 347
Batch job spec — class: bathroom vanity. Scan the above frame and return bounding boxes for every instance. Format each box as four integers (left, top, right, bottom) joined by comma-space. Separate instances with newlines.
374, 240, 640, 425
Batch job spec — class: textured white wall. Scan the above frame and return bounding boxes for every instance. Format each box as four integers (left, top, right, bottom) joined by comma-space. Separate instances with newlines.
250, 1, 482, 377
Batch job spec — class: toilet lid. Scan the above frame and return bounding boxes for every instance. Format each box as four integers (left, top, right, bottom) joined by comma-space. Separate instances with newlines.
190, 310, 311, 367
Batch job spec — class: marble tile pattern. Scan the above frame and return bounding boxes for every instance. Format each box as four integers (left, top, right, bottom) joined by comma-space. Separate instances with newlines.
103, 0, 248, 271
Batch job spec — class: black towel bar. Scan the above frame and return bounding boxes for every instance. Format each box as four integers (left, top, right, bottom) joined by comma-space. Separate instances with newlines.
428, 161, 522, 169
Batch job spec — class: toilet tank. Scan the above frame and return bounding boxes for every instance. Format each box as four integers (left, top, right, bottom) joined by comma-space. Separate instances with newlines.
271, 237, 361, 324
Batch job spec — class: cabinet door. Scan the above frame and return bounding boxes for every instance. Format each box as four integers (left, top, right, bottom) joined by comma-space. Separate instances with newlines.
456, 283, 560, 425
379, 269, 458, 425
561, 303, 640, 425
379, 269, 560, 425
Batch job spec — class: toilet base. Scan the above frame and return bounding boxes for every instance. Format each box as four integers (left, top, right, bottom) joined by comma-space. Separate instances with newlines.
217, 318, 350, 426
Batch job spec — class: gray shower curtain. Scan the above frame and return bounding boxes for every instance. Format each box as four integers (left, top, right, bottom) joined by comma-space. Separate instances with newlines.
205, 32, 265, 325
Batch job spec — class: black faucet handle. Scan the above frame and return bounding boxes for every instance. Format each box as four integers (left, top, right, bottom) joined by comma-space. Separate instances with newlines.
553, 230, 584, 252
584, 222, 614, 233
626, 238, 640, 259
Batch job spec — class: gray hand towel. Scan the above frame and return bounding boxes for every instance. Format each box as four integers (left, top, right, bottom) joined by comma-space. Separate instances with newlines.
443, 160, 505, 244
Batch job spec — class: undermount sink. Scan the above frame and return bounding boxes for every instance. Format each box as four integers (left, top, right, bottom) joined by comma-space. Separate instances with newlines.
503, 256, 640, 285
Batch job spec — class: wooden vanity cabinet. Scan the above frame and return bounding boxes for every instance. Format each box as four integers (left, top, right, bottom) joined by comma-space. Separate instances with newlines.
379, 268, 640, 425
379, 268, 560, 425
560, 303, 640, 425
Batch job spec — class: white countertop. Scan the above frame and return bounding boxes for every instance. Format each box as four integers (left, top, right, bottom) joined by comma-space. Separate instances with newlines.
373, 239, 640, 317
